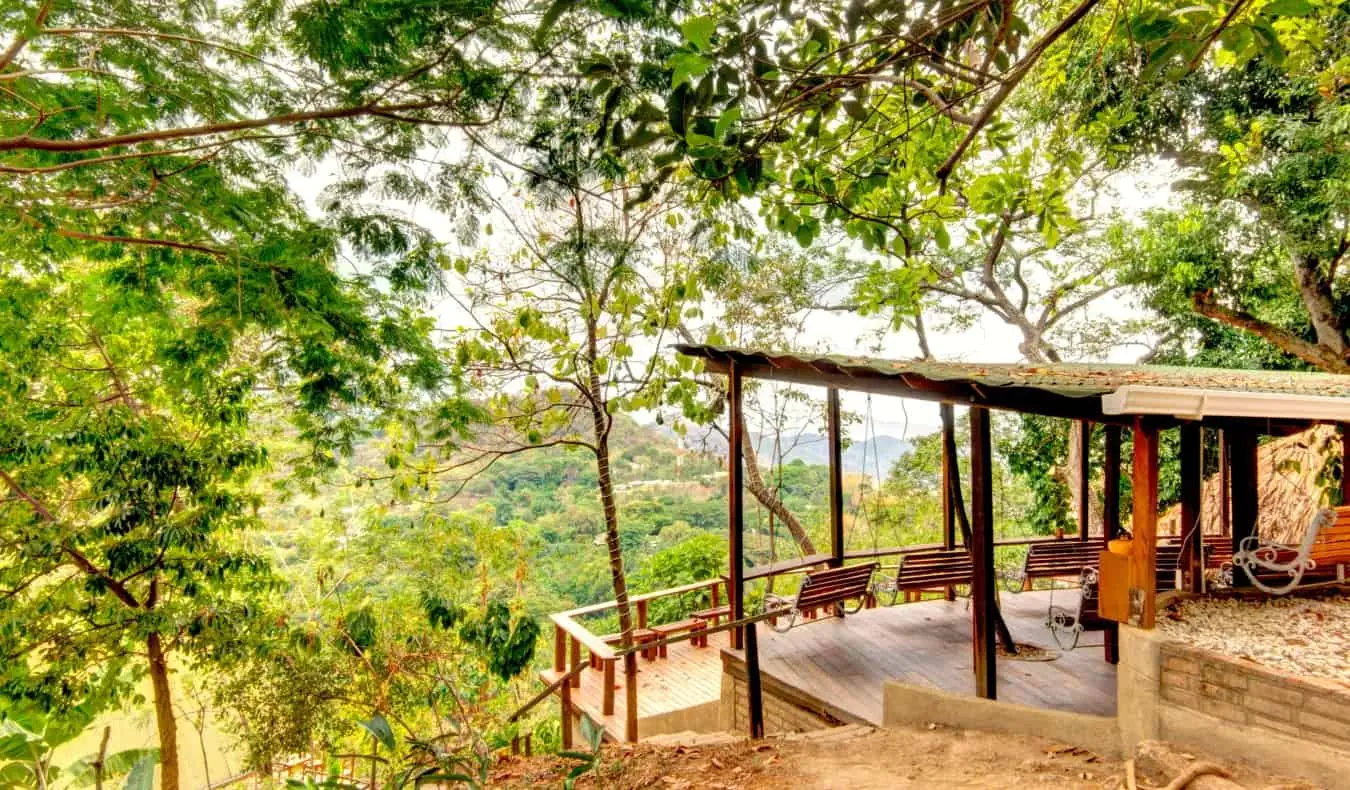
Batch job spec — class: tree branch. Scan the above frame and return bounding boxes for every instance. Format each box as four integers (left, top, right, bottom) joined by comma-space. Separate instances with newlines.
1191, 290, 1350, 373
935, 0, 1101, 184
0, 0, 53, 72
0, 99, 459, 153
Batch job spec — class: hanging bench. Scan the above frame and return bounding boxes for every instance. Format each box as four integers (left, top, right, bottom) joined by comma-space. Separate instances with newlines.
1021, 539, 1106, 589
763, 563, 878, 633
873, 548, 972, 605
1232, 506, 1350, 594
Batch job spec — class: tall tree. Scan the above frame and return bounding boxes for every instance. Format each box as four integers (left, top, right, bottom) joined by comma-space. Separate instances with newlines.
1079, 7, 1348, 372
396, 80, 698, 720
0, 130, 451, 790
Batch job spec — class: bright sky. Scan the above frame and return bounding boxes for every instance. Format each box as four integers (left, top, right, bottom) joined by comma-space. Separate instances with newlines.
291, 138, 1183, 446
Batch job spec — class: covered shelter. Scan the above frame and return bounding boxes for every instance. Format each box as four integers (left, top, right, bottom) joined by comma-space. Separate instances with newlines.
675, 343, 1350, 735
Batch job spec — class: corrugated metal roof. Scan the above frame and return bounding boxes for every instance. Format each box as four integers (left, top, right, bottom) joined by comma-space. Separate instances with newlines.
674, 344, 1350, 400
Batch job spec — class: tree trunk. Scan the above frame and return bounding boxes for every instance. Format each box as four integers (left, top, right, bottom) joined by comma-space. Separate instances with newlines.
586, 334, 641, 741
146, 631, 180, 790
739, 416, 818, 556
1064, 428, 1103, 536
1293, 252, 1347, 362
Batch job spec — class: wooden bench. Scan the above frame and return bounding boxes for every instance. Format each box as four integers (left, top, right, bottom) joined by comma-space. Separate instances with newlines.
1021, 539, 1106, 589
649, 618, 708, 657
1202, 536, 1234, 568
691, 606, 731, 627
764, 563, 878, 632
1234, 506, 1350, 593
875, 548, 972, 604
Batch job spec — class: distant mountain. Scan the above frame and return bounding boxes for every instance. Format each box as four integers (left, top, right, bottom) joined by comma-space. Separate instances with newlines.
666, 425, 910, 478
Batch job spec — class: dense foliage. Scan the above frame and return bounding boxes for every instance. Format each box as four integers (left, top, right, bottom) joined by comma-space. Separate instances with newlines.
0, 0, 1345, 785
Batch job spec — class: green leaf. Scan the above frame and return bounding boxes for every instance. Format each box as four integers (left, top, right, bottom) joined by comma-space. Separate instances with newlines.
69, 748, 160, 786
122, 753, 158, 790
536, 0, 576, 42
669, 52, 711, 89
358, 714, 397, 753
1263, 0, 1312, 16
680, 16, 717, 51
933, 224, 951, 251
714, 106, 742, 140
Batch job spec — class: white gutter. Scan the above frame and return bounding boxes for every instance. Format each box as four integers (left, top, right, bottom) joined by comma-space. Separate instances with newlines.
1101, 385, 1350, 422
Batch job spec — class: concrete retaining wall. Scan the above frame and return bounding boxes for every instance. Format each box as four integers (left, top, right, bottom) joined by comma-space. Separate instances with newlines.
1158, 641, 1350, 753
1117, 624, 1350, 788
881, 682, 1123, 758
719, 651, 851, 734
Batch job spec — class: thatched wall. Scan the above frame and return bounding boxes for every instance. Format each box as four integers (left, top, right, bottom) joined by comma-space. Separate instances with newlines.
1156, 425, 1341, 543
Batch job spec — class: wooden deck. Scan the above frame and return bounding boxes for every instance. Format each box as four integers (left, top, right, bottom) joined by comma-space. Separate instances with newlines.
545, 589, 1115, 740
733, 589, 1116, 726
539, 625, 731, 739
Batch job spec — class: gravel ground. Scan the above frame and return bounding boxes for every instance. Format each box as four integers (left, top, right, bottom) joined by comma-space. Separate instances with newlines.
1158, 594, 1350, 687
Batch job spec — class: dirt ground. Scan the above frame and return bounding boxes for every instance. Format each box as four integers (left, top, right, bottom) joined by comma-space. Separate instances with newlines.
490, 725, 1323, 789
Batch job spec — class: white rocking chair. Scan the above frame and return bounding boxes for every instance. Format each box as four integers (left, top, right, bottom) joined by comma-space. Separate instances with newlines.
1231, 507, 1337, 595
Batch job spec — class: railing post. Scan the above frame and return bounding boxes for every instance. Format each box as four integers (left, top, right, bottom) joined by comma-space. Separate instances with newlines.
636, 599, 648, 630
745, 621, 764, 738
560, 679, 573, 750
602, 658, 616, 715
553, 625, 566, 673
569, 637, 581, 688
624, 653, 638, 742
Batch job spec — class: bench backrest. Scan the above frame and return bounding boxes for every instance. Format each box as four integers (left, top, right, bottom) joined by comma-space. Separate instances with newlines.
896, 549, 973, 589
1311, 508, 1350, 564
794, 563, 877, 611
1023, 540, 1104, 578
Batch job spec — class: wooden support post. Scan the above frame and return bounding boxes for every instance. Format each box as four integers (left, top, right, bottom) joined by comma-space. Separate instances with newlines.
728, 362, 746, 650
560, 677, 573, 750
1077, 420, 1092, 541
941, 403, 957, 599
636, 600, 648, 630
827, 388, 845, 569
1130, 419, 1159, 629
624, 652, 638, 742
1103, 425, 1122, 540
602, 658, 615, 715
942, 403, 958, 549
1341, 425, 1350, 505
745, 621, 765, 738
553, 625, 566, 673
569, 637, 581, 688
969, 407, 997, 700
1227, 429, 1259, 560
1218, 429, 1231, 536
945, 411, 1016, 651
1180, 423, 1203, 593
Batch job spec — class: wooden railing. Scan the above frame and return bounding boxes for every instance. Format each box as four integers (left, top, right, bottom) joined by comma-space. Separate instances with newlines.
548, 577, 728, 743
